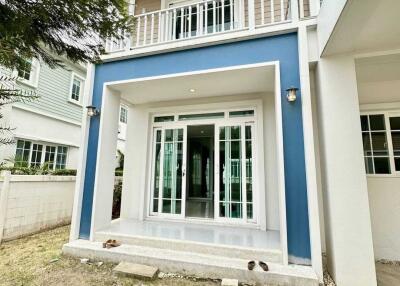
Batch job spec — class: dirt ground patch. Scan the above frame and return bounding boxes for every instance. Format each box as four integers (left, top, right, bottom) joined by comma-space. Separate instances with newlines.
0, 225, 218, 286
376, 261, 400, 286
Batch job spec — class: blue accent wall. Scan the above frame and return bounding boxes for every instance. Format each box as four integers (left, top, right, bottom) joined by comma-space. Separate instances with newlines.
79, 33, 311, 260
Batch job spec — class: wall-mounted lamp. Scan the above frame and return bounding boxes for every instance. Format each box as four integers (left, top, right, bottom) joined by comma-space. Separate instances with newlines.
86, 105, 100, 117
286, 87, 298, 102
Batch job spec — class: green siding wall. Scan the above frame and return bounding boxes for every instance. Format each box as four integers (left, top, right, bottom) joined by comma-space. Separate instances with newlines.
15, 62, 85, 123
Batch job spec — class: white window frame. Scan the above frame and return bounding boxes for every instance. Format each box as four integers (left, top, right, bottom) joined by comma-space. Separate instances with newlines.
69, 72, 85, 105
15, 58, 40, 88
14, 139, 69, 170
119, 105, 128, 123
361, 110, 400, 177
147, 106, 259, 227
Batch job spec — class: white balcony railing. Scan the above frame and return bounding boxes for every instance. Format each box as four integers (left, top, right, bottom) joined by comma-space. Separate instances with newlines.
105, 0, 316, 54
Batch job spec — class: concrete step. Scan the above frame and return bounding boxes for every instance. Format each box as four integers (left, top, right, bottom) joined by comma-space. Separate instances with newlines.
94, 231, 283, 263
63, 240, 318, 286
113, 262, 159, 279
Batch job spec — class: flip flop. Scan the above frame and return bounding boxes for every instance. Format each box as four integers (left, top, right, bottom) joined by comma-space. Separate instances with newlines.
108, 240, 121, 248
258, 261, 269, 272
102, 239, 113, 248
248, 260, 256, 270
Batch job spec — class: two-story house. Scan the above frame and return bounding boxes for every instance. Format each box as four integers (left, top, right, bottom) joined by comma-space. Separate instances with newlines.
0, 58, 86, 170
64, 0, 400, 285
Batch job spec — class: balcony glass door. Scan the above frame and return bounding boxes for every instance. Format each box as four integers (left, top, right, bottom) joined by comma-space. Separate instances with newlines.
151, 127, 187, 217
167, 0, 238, 40
215, 123, 254, 222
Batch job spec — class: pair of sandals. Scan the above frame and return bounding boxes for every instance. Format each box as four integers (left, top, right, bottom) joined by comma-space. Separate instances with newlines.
102, 239, 121, 249
248, 260, 269, 272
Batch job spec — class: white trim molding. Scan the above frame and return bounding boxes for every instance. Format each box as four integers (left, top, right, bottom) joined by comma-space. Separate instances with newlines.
298, 25, 323, 281
69, 64, 95, 241
101, 60, 289, 263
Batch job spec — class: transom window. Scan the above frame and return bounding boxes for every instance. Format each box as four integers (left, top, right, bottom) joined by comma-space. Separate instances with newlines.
70, 73, 84, 103
154, 110, 255, 123
15, 139, 68, 170
360, 113, 400, 175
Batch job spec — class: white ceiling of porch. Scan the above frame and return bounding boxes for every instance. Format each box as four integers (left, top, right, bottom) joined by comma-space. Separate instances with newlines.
322, 0, 400, 56
356, 53, 400, 104
111, 64, 275, 104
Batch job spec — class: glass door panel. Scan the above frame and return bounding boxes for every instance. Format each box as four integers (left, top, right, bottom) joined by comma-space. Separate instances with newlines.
162, 128, 184, 214
218, 125, 243, 219
151, 127, 186, 217
151, 129, 162, 213
245, 124, 254, 220
216, 123, 255, 222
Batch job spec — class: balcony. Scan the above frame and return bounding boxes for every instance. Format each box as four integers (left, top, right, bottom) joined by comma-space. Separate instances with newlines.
105, 0, 319, 55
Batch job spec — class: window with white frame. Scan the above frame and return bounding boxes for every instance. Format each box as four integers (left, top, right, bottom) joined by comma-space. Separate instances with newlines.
120, 105, 128, 123
70, 73, 84, 103
16, 58, 40, 88
14, 139, 68, 170
18, 59, 32, 81
360, 113, 400, 175
15, 140, 32, 167
55, 146, 68, 169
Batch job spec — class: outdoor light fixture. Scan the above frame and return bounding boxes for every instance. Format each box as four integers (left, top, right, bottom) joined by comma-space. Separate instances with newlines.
86, 105, 100, 117
189, 88, 196, 93
286, 87, 298, 102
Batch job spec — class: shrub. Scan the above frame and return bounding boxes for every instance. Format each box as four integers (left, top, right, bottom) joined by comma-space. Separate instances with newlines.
0, 167, 77, 176
112, 180, 122, 219
115, 169, 123, 177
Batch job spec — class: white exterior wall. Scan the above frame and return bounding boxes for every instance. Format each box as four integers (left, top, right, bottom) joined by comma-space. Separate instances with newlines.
0, 173, 75, 241
121, 93, 281, 231
315, 55, 377, 286
367, 177, 400, 261
0, 106, 81, 169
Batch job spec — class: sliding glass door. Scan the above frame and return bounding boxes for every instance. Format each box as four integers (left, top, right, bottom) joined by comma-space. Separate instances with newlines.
151, 127, 187, 217
149, 111, 256, 224
215, 123, 255, 222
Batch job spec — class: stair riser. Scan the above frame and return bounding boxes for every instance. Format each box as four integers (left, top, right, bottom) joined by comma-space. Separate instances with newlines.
63, 244, 317, 286
94, 232, 282, 263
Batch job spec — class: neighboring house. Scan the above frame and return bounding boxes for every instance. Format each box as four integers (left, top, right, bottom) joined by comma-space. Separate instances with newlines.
64, 1, 400, 286
0, 59, 128, 170
0, 58, 86, 170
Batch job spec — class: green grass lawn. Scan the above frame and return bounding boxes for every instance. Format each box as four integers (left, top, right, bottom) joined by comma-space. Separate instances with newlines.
0, 225, 218, 286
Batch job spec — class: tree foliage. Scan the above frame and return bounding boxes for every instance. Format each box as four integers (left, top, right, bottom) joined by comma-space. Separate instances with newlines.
0, 0, 131, 152
0, 0, 132, 70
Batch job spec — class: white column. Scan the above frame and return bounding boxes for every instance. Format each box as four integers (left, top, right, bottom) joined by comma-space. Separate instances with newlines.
90, 86, 121, 238
298, 26, 323, 282
315, 56, 377, 286
120, 105, 149, 220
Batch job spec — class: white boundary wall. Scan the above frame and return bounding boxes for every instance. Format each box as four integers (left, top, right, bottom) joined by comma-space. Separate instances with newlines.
367, 176, 400, 261
0, 171, 75, 242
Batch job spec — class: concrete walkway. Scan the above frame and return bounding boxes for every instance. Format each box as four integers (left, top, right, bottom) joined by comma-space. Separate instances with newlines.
376, 262, 400, 286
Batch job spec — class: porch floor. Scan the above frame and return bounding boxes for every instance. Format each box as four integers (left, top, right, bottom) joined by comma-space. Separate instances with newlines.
97, 219, 281, 251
